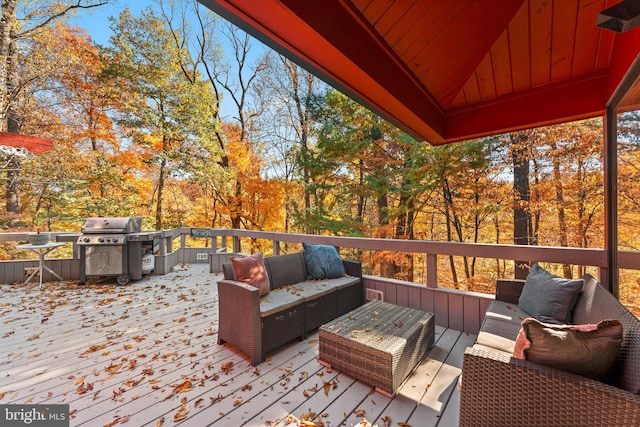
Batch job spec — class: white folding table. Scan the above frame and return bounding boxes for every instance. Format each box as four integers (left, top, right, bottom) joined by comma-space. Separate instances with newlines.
16, 242, 65, 288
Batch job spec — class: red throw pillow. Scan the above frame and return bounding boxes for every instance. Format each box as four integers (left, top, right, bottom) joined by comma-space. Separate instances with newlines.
230, 252, 270, 297
513, 317, 622, 381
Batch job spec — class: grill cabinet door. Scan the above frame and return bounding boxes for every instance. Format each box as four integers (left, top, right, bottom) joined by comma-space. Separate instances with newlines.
85, 246, 124, 276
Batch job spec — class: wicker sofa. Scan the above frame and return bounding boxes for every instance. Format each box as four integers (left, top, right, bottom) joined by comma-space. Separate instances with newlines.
217, 252, 363, 365
459, 274, 640, 426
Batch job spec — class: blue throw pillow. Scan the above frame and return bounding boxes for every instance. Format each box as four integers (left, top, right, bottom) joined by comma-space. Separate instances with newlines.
302, 243, 346, 280
518, 264, 583, 324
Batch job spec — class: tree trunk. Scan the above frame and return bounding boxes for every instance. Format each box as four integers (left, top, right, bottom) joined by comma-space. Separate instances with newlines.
377, 193, 396, 278
511, 131, 532, 279
0, 0, 17, 130
5, 25, 20, 226
155, 155, 166, 230
443, 180, 459, 286
549, 139, 572, 278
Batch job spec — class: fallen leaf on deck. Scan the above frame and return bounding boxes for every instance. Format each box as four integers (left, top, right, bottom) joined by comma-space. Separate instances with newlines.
156, 417, 164, 427
75, 382, 93, 394
172, 379, 194, 394
27, 332, 42, 341
124, 376, 144, 387
82, 343, 108, 355
174, 397, 189, 421
106, 363, 122, 374
323, 381, 331, 396
221, 361, 233, 374
380, 415, 391, 427
209, 394, 223, 404
119, 414, 130, 424
74, 376, 86, 385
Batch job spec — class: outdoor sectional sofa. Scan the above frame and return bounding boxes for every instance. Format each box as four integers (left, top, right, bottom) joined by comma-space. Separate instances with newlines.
217, 248, 363, 365
459, 265, 640, 426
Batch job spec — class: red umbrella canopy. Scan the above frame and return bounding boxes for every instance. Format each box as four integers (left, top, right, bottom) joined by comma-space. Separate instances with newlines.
0, 132, 53, 154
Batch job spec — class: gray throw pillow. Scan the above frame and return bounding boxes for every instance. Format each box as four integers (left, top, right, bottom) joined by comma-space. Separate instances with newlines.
302, 243, 346, 280
518, 264, 583, 324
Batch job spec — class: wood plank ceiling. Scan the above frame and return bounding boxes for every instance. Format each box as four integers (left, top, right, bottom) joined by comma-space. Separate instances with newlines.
199, 0, 640, 145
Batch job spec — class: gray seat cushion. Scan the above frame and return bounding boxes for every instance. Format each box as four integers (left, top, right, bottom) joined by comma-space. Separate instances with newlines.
259, 287, 304, 317
476, 300, 531, 354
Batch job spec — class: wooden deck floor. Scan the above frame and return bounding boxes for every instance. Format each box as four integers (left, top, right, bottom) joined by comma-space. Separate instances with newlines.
0, 264, 474, 427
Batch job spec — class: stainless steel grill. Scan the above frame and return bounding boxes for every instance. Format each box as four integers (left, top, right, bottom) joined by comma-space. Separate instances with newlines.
77, 217, 153, 285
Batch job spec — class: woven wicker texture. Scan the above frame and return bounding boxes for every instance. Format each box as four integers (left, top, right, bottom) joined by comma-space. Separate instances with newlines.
319, 300, 435, 395
460, 276, 640, 426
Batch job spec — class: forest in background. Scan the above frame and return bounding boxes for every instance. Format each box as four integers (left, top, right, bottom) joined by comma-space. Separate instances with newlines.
1, 0, 639, 313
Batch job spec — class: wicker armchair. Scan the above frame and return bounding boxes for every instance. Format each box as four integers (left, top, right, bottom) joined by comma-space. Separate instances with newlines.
459, 275, 640, 426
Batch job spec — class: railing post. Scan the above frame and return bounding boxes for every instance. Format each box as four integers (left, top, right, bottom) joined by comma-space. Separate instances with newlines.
273, 240, 280, 255
426, 253, 437, 288
221, 235, 228, 252
166, 234, 173, 253
233, 236, 241, 253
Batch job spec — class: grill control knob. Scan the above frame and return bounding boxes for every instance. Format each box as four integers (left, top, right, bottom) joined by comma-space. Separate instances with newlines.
83, 237, 90, 243
98, 237, 104, 242
112, 237, 118, 243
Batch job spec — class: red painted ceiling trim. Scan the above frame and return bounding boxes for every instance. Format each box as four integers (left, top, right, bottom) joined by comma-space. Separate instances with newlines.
445, 72, 609, 143
0, 132, 53, 154
606, 27, 640, 103
201, 0, 640, 144
201, 0, 445, 142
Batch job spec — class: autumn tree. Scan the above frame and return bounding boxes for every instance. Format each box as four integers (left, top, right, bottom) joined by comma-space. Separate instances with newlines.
255, 55, 325, 236
104, 7, 220, 229
2, 21, 127, 230
0, 0, 107, 226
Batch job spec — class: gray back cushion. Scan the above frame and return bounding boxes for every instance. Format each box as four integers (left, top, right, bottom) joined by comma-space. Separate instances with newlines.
518, 264, 583, 324
263, 253, 307, 289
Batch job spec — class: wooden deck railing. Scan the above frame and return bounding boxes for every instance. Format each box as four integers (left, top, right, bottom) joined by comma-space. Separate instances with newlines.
2, 227, 639, 334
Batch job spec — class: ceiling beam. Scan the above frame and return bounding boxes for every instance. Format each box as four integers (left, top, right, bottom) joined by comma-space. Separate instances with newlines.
445, 72, 609, 143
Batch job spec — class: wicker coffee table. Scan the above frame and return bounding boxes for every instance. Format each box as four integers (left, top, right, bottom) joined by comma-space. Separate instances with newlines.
318, 300, 435, 396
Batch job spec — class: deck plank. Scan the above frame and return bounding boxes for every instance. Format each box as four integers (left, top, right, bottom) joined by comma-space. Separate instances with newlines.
0, 264, 474, 427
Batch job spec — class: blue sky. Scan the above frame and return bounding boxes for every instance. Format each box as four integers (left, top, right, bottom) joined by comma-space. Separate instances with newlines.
67, 0, 151, 46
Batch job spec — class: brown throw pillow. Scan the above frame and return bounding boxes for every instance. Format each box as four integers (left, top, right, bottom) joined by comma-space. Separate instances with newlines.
230, 252, 270, 297
513, 317, 623, 381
